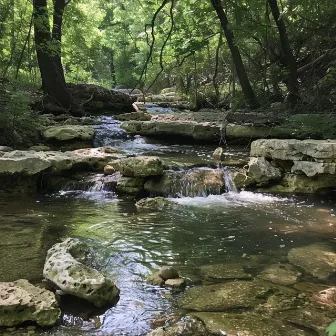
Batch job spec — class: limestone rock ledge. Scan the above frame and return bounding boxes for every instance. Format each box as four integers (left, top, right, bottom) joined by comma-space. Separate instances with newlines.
248, 139, 336, 193
0, 279, 60, 327
0, 148, 123, 176
43, 238, 120, 308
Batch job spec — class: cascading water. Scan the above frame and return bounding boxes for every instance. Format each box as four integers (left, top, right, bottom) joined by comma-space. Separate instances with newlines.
223, 167, 238, 193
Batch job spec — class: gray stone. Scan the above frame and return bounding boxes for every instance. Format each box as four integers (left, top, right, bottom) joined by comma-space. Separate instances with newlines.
0, 279, 60, 327
43, 238, 120, 308
147, 275, 164, 287
158, 266, 179, 280
110, 156, 163, 177
199, 263, 252, 281
248, 157, 282, 185
43, 125, 95, 141
0, 148, 122, 176
0, 146, 13, 152
28, 145, 51, 152
257, 263, 301, 285
251, 139, 336, 162
116, 176, 144, 194
288, 243, 336, 280
165, 278, 186, 289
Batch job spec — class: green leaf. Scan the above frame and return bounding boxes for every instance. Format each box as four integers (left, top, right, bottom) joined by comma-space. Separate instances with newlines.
326, 321, 336, 336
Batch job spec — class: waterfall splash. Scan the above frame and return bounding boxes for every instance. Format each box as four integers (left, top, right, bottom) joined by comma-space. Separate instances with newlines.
223, 167, 238, 193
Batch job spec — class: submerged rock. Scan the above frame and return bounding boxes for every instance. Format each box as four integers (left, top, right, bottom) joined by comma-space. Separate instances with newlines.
278, 308, 334, 334
257, 263, 301, 286
136, 197, 173, 210
288, 243, 336, 280
43, 238, 120, 308
199, 263, 252, 281
0, 279, 60, 327
189, 312, 303, 336
146, 316, 209, 336
179, 281, 272, 311
110, 156, 163, 177
43, 125, 95, 141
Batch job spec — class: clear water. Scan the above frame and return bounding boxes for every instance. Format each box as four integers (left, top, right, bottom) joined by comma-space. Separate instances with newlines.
0, 116, 335, 335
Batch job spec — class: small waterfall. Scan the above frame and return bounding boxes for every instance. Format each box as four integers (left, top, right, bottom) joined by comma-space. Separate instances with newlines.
150, 168, 225, 198
60, 174, 119, 193
223, 168, 238, 193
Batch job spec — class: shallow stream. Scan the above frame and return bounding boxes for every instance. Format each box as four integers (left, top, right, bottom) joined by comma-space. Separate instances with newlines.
0, 115, 335, 335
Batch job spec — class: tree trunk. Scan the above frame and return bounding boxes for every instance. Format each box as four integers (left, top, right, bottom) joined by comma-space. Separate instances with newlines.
268, 0, 299, 106
33, 0, 70, 109
210, 0, 260, 109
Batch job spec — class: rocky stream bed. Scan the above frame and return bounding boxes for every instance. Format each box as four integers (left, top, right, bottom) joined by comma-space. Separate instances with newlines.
0, 105, 335, 336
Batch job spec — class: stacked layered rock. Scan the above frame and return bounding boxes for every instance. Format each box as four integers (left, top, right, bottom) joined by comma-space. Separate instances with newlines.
248, 139, 336, 193
0, 148, 125, 192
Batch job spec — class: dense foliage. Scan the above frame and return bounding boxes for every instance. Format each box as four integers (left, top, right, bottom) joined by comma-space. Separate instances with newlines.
0, 0, 335, 110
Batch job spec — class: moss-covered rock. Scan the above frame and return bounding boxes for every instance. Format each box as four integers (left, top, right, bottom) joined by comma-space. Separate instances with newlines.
179, 281, 272, 311
110, 156, 163, 177
199, 263, 252, 282
288, 243, 336, 280
257, 263, 301, 286
43, 125, 95, 141
116, 176, 145, 194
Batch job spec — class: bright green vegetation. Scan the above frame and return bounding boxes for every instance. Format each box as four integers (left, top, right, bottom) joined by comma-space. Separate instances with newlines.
0, 0, 335, 109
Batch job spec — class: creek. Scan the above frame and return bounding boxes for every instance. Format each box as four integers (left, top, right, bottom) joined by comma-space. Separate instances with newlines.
0, 113, 335, 335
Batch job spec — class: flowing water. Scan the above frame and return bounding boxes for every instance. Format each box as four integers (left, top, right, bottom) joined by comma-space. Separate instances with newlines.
0, 115, 335, 335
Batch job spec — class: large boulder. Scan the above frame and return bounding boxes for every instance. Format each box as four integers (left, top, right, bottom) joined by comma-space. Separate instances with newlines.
110, 156, 163, 177
43, 238, 120, 308
144, 168, 225, 197
67, 83, 136, 113
0, 151, 51, 175
0, 279, 60, 327
288, 243, 336, 280
43, 125, 95, 142
248, 157, 282, 185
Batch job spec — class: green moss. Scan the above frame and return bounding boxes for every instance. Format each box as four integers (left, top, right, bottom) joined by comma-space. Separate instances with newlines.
282, 114, 336, 139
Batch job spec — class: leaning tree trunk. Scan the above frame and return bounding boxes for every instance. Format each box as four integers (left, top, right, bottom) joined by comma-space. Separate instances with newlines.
210, 0, 260, 110
33, 0, 71, 109
268, 0, 299, 107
